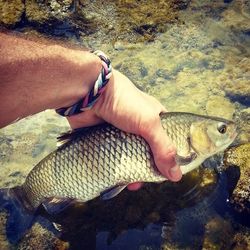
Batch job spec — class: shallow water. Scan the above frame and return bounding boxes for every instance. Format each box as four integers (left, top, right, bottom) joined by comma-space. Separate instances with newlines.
0, 0, 250, 249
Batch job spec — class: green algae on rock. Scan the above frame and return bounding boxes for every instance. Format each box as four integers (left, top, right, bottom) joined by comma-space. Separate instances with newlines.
25, 0, 74, 23
17, 223, 69, 250
220, 57, 250, 106
0, 213, 13, 250
203, 216, 234, 250
0, 110, 69, 189
1, 0, 190, 41
231, 228, 250, 250
234, 108, 250, 143
223, 143, 250, 214
78, 0, 191, 42
0, 0, 24, 26
206, 95, 235, 119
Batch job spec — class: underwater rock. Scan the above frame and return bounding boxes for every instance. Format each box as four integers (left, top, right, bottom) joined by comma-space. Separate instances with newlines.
112, 0, 181, 40
154, 69, 173, 81
219, 57, 250, 106
223, 143, 250, 214
0, 213, 13, 250
239, 0, 250, 19
115, 58, 148, 90
17, 222, 69, 250
221, 0, 250, 33
203, 216, 234, 249
206, 95, 235, 119
231, 228, 250, 250
0, 110, 69, 188
0, 137, 13, 163
2, 0, 190, 41
0, 0, 24, 26
25, 0, 73, 24
25, 0, 51, 24
13, 132, 41, 156
24, 0, 99, 38
113, 41, 126, 51
234, 108, 250, 143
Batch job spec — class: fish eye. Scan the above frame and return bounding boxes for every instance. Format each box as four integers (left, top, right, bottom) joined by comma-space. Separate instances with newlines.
217, 122, 227, 134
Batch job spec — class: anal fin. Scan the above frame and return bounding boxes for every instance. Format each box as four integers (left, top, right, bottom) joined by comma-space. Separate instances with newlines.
101, 185, 127, 200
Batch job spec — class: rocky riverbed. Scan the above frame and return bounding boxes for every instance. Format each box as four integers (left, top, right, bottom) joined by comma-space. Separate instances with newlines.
0, 0, 249, 249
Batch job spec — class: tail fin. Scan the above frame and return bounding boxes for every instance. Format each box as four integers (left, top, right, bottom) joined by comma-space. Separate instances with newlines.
0, 186, 35, 244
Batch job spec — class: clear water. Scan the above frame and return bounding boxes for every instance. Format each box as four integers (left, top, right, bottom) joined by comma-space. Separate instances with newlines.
0, 0, 249, 249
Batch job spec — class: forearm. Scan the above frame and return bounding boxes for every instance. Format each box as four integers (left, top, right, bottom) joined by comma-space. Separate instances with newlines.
0, 32, 102, 128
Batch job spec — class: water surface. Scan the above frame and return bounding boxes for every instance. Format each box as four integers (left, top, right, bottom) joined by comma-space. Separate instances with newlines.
0, 0, 249, 249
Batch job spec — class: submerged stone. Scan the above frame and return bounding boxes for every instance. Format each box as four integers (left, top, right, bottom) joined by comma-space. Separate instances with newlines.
206, 95, 235, 119
232, 228, 250, 250
233, 109, 250, 144
0, 137, 13, 163
1, 0, 190, 41
25, 0, 74, 23
0, 0, 24, 26
223, 143, 250, 214
203, 216, 234, 250
0, 213, 12, 250
219, 58, 250, 106
17, 223, 69, 249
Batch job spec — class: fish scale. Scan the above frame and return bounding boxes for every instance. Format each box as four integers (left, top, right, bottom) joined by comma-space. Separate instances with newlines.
16, 112, 237, 209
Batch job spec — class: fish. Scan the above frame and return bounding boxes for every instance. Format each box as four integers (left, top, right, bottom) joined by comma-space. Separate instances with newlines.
0, 112, 237, 242
13, 112, 238, 206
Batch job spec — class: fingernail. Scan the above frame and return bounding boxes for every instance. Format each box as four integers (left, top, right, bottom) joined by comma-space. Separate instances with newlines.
169, 165, 182, 182
170, 165, 179, 173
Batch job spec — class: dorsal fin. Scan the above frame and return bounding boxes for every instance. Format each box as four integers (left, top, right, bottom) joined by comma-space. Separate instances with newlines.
56, 123, 110, 148
57, 127, 91, 147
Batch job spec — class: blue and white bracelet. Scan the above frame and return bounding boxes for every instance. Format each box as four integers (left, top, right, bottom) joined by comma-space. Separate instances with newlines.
56, 50, 112, 117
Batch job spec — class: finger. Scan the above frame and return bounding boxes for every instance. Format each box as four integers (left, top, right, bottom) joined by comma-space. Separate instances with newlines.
127, 182, 143, 191
141, 118, 182, 182
67, 110, 104, 129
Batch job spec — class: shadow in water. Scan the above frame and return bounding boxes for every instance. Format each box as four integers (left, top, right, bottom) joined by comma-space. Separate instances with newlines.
35, 169, 232, 250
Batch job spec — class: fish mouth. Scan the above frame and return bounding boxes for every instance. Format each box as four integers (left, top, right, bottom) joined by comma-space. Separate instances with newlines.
230, 129, 238, 140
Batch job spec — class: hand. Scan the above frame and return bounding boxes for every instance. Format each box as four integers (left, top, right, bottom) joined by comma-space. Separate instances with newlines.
67, 70, 182, 190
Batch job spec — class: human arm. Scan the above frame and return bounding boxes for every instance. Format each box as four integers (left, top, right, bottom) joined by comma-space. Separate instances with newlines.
0, 32, 102, 128
0, 32, 182, 183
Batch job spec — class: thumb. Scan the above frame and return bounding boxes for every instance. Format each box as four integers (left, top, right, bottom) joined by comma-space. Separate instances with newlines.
142, 118, 182, 182
67, 110, 104, 129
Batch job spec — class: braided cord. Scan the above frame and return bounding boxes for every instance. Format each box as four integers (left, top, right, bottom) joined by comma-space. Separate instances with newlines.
56, 50, 112, 117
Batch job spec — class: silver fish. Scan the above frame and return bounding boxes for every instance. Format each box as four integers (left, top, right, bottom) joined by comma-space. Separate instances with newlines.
0, 112, 238, 243
12, 112, 237, 210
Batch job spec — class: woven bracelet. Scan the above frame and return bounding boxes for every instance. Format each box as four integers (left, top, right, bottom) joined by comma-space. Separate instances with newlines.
56, 50, 112, 117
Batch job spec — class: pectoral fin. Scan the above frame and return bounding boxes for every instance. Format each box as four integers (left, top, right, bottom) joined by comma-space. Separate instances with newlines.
42, 197, 75, 215
101, 185, 127, 200
176, 152, 197, 166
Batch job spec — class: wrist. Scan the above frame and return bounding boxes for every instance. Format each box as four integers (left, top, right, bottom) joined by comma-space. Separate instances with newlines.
50, 46, 103, 110
0, 33, 103, 127
56, 50, 112, 116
